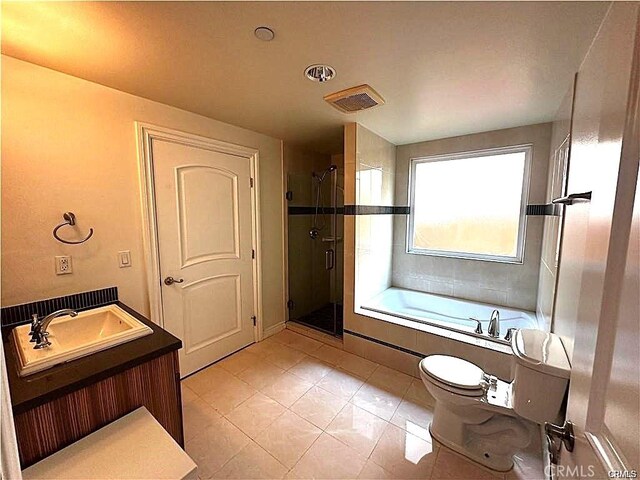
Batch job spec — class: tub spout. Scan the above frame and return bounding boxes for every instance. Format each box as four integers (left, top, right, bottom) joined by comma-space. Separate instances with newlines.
488, 310, 500, 338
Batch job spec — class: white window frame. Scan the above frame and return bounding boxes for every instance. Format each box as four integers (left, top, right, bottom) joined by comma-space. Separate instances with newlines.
406, 144, 533, 264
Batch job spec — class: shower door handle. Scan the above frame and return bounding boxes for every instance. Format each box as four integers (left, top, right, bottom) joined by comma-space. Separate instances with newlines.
325, 249, 335, 270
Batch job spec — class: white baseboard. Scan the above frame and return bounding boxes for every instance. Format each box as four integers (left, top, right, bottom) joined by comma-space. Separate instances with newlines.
263, 321, 286, 339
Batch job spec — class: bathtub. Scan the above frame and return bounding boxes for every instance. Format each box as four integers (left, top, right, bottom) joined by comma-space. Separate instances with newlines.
360, 287, 538, 346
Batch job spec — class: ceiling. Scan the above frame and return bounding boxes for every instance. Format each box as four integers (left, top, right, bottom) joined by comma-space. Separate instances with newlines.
1, 1, 608, 154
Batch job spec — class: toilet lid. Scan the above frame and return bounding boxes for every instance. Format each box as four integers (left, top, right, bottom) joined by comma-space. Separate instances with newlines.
420, 355, 485, 391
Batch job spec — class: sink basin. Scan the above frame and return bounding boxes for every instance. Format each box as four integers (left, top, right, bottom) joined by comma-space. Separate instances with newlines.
12, 305, 153, 377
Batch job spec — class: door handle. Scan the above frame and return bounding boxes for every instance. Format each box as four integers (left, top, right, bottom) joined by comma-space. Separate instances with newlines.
325, 249, 335, 270
552, 191, 592, 205
164, 276, 184, 286
545, 420, 575, 465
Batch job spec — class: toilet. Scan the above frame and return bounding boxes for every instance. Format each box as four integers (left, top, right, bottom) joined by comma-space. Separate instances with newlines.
419, 329, 570, 472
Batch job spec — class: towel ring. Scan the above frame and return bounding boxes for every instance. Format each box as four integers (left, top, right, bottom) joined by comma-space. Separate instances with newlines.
53, 212, 94, 245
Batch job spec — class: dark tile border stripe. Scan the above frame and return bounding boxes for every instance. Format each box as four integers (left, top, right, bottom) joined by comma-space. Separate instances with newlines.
344, 329, 424, 358
288, 206, 345, 215
1, 287, 118, 327
343, 204, 557, 216
526, 204, 560, 216
344, 205, 410, 215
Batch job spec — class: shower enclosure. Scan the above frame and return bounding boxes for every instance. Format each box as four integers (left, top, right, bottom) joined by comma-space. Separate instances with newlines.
287, 164, 344, 336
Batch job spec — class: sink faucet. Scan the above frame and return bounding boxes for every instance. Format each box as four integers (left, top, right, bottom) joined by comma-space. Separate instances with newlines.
488, 309, 500, 338
30, 309, 78, 349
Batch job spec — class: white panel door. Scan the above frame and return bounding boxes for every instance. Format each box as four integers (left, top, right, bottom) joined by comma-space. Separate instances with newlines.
153, 139, 255, 377
551, 4, 639, 477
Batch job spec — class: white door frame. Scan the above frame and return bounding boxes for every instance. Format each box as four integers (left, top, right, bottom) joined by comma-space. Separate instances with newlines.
136, 123, 263, 342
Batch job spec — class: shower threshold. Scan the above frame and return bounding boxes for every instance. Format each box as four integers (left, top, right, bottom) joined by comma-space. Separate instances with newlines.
290, 303, 343, 337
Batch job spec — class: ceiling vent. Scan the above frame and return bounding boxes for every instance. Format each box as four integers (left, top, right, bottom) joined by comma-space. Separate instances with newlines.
324, 84, 385, 113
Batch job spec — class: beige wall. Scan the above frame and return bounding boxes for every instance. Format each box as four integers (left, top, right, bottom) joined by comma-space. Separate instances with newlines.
1, 56, 286, 330
393, 123, 552, 311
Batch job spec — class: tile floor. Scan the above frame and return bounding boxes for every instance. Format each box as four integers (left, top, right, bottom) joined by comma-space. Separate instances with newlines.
182, 329, 544, 479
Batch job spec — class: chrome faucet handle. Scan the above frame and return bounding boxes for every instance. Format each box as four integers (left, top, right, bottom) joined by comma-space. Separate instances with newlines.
504, 328, 518, 342
28, 314, 40, 335
30, 331, 49, 342
469, 317, 483, 334
29, 314, 48, 342
32, 332, 51, 349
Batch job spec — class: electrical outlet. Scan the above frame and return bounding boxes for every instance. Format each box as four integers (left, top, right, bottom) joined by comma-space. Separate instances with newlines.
55, 256, 72, 275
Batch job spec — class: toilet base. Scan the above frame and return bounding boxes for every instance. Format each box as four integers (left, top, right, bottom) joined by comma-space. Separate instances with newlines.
429, 424, 515, 472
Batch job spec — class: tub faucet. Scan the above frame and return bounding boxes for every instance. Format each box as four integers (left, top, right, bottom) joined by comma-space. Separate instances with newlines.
30, 309, 78, 349
488, 309, 500, 338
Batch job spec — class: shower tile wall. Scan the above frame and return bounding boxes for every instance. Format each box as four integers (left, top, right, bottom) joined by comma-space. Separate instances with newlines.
343, 123, 420, 377
354, 125, 396, 306
392, 123, 552, 312
536, 85, 574, 333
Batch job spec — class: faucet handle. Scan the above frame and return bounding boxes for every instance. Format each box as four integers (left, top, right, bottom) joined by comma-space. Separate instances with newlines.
32, 332, 51, 349
504, 328, 518, 342
469, 317, 483, 334
29, 313, 40, 334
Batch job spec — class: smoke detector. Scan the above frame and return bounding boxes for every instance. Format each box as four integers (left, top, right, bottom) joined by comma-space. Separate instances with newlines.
324, 84, 385, 113
304, 64, 336, 83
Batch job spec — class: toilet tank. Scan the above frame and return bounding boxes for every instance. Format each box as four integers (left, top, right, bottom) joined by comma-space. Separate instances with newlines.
511, 329, 571, 424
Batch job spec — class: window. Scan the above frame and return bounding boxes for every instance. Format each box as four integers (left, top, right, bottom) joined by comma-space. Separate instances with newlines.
407, 144, 531, 263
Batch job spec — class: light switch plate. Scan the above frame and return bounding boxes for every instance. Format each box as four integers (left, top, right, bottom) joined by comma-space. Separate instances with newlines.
118, 250, 132, 268
55, 256, 72, 275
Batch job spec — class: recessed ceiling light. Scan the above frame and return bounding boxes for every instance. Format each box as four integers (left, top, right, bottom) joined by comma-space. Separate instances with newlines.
254, 26, 275, 41
304, 64, 336, 83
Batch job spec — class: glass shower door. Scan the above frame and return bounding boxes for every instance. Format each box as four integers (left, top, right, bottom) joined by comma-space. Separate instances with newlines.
287, 168, 343, 336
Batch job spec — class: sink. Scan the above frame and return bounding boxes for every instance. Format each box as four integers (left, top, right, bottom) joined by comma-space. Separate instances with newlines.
12, 305, 153, 377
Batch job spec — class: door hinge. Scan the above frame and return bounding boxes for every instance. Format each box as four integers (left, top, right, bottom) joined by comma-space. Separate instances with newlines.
250, 178, 254, 188
252, 249, 255, 259
287, 299, 295, 310
251, 315, 257, 326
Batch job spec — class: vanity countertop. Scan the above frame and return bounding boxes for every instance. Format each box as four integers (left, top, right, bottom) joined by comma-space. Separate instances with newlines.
2, 302, 181, 414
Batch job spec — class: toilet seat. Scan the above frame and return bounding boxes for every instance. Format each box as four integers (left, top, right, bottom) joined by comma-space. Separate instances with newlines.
419, 355, 486, 397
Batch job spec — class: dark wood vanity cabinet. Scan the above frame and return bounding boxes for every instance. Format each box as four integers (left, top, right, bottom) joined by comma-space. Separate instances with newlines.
3, 303, 184, 468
